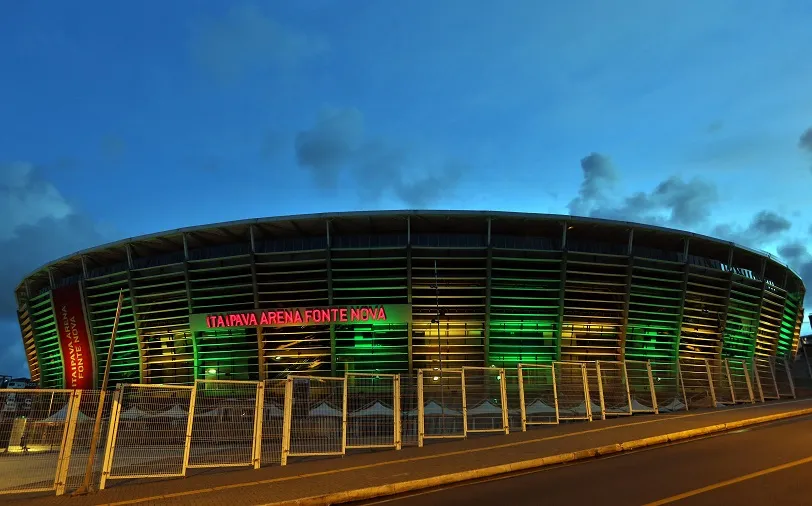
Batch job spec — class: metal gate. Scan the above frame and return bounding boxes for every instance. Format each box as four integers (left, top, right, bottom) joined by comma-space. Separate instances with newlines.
0, 389, 80, 496
100, 384, 195, 489
552, 362, 591, 421
345, 373, 401, 450
281, 376, 346, 465
461, 367, 509, 435
517, 364, 558, 430
417, 369, 465, 447
625, 360, 659, 413
597, 361, 632, 416
187, 380, 264, 469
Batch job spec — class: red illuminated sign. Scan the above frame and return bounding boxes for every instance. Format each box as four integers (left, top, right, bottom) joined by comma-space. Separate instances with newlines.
190, 304, 411, 331
52, 284, 96, 390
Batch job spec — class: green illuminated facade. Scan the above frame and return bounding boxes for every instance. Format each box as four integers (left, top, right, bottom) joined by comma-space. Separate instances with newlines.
15, 211, 806, 388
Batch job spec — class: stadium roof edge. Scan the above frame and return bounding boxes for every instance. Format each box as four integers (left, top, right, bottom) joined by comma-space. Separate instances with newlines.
15, 210, 805, 291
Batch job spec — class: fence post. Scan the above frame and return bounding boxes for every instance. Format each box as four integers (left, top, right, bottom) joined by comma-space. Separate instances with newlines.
784, 359, 796, 399
594, 362, 606, 420
417, 370, 425, 448
394, 374, 402, 450
644, 361, 658, 414
751, 362, 764, 402
704, 359, 717, 407
769, 360, 780, 399
341, 376, 348, 456
723, 359, 736, 404
180, 382, 198, 477
551, 365, 560, 424
55, 390, 82, 495
499, 368, 509, 435
252, 381, 265, 469
517, 365, 527, 432
621, 362, 633, 415
281, 377, 293, 465
581, 364, 592, 422
460, 369, 468, 437
740, 360, 755, 404
99, 386, 123, 491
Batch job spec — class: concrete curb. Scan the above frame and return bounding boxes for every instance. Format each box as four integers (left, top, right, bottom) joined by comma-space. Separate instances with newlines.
261, 406, 812, 506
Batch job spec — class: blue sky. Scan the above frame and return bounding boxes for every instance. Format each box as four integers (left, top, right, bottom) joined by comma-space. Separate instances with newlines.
1, 0, 812, 376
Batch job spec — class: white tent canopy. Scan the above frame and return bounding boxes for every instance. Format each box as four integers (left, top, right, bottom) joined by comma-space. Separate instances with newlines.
40, 405, 91, 423
265, 403, 284, 417
466, 400, 503, 416
119, 406, 150, 420
309, 401, 342, 417
524, 399, 557, 414
350, 401, 394, 417
148, 405, 189, 419
421, 400, 461, 416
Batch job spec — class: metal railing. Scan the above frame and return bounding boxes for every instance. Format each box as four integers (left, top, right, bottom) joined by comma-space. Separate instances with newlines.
1, 357, 804, 497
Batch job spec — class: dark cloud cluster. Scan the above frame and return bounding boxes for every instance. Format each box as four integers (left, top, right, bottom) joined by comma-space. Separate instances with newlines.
0, 163, 104, 377
190, 4, 327, 80
713, 210, 792, 248
801, 127, 812, 173
567, 153, 717, 228
294, 108, 465, 206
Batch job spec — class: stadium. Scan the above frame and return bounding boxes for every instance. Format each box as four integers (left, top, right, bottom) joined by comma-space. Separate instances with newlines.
14, 210, 806, 390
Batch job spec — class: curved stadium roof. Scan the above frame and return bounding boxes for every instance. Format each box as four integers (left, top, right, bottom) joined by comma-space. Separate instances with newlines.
16, 210, 805, 302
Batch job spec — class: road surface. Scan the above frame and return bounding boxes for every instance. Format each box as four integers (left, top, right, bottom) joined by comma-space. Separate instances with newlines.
353, 415, 812, 506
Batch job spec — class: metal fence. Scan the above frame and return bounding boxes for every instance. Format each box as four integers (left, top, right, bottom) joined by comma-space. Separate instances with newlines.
1, 357, 805, 497
517, 364, 558, 430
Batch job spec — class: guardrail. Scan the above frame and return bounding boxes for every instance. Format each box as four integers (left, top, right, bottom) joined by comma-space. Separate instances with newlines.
0, 358, 796, 497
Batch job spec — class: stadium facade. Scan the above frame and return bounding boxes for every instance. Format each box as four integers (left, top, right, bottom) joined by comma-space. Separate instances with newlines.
14, 211, 806, 389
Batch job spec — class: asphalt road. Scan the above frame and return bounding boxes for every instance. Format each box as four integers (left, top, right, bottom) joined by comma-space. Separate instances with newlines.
352, 415, 812, 506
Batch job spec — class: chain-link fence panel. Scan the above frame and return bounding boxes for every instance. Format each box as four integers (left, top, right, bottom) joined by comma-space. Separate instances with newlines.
725, 359, 754, 404
517, 364, 558, 430
501, 367, 524, 433
625, 361, 659, 413
100, 384, 194, 489
650, 361, 683, 412
772, 357, 796, 399
188, 380, 262, 469
581, 362, 605, 420
0, 389, 78, 496
753, 358, 779, 401
462, 367, 508, 435
417, 369, 465, 446
61, 390, 114, 494
399, 373, 419, 447
281, 376, 346, 465
345, 373, 400, 450
597, 361, 632, 416
260, 379, 286, 466
678, 358, 716, 409
552, 362, 591, 421
708, 359, 735, 406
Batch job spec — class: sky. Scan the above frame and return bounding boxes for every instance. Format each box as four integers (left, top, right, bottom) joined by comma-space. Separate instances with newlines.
1, 0, 812, 377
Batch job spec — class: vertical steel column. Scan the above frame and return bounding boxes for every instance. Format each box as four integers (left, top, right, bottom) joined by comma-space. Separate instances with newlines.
326, 220, 336, 376
499, 368, 509, 434
125, 244, 146, 383
556, 222, 568, 361
250, 225, 265, 381
752, 257, 768, 368
620, 229, 634, 361
280, 377, 293, 465
718, 246, 735, 362
484, 217, 492, 367
182, 234, 199, 381
417, 370, 424, 447
252, 381, 265, 469
674, 238, 690, 363
406, 217, 413, 374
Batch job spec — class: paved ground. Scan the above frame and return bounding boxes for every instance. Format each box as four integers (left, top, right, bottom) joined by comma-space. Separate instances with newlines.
352, 414, 812, 506
8, 398, 812, 506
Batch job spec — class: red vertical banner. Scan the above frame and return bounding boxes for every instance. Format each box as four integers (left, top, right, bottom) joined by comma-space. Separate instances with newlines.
52, 284, 96, 389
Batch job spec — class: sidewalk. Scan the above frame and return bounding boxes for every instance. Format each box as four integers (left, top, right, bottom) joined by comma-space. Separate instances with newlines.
12, 398, 812, 506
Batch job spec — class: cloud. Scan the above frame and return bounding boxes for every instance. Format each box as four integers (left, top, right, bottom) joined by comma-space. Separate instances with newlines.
800, 127, 812, 153
713, 210, 792, 249
294, 107, 466, 206
0, 162, 105, 377
190, 4, 327, 80
568, 153, 717, 228
776, 241, 812, 318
